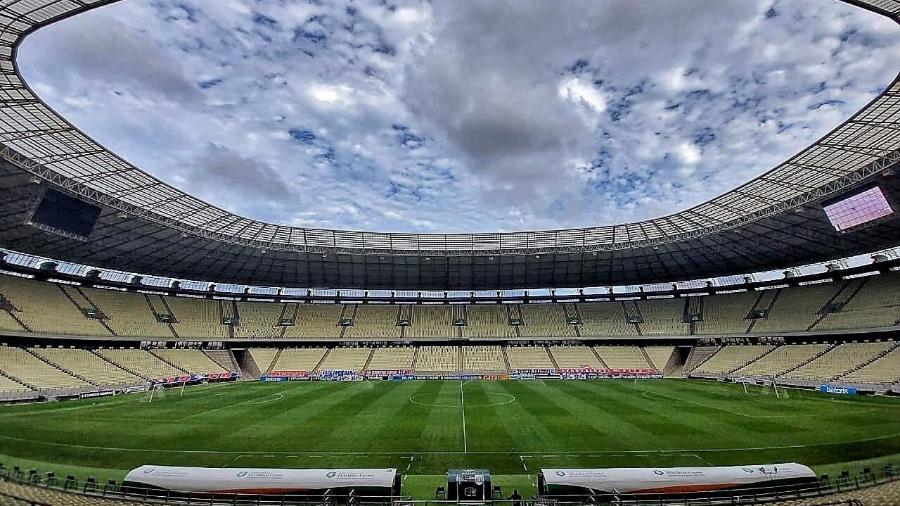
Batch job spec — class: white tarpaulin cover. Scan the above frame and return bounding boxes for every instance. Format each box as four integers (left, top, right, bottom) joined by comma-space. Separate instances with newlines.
123, 466, 397, 494
542, 464, 815, 493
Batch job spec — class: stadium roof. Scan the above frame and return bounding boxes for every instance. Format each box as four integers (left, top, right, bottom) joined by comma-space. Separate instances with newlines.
0, 0, 898, 290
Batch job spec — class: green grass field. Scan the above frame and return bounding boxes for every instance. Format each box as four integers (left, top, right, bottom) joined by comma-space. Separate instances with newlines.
1, 379, 899, 498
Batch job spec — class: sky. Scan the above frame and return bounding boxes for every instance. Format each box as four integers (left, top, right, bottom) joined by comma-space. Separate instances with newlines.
17, 0, 900, 234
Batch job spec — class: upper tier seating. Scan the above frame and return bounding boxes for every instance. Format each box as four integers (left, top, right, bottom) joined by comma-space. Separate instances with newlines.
233, 302, 283, 339
414, 346, 459, 373
318, 347, 371, 372
0, 273, 897, 341
271, 348, 327, 372
783, 342, 896, 382
752, 283, 841, 333
343, 305, 401, 339
282, 304, 342, 339
549, 346, 602, 369
644, 346, 675, 371
840, 345, 900, 385
152, 349, 228, 374
638, 299, 690, 336
506, 346, 555, 370
577, 302, 633, 336
518, 304, 577, 337
407, 305, 455, 338
695, 291, 757, 335
594, 346, 651, 369
462, 346, 506, 373
0, 276, 108, 336
97, 348, 183, 379
733, 344, 831, 378
817, 273, 900, 331
31, 347, 141, 386
164, 297, 226, 339
0, 346, 90, 389
366, 347, 415, 371
248, 348, 279, 373
81, 288, 174, 338
463, 305, 516, 338
691, 345, 774, 376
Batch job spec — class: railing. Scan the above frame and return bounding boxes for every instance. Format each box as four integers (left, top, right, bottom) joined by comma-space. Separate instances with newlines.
0, 462, 897, 506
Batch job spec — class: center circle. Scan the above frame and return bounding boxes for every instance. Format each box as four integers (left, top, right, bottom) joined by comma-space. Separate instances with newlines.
409, 392, 517, 408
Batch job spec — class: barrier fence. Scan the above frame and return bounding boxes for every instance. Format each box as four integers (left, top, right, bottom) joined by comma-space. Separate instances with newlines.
0, 462, 897, 506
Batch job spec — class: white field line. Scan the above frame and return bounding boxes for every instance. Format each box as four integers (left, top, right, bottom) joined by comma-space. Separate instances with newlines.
2, 432, 899, 456
460, 380, 468, 453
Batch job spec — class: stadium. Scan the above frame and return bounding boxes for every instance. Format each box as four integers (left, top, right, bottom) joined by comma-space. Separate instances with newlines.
0, 0, 898, 504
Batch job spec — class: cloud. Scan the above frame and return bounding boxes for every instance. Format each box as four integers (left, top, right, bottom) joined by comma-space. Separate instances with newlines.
15, 0, 900, 233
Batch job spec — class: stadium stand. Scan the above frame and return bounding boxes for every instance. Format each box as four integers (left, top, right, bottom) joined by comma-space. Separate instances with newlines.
752, 283, 841, 333
0, 276, 108, 336
732, 344, 832, 378
783, 342, 896, 382
695, 291, 758, 335
593, 346, 652, 369
0, 346, 90, 390
152, 349, 229, 375
343, 305, 401, 339
518, 304, 577, 337
281, 304, 342, 339
816, 273, 900, 330
506, 346, 555, 370
248, 348, 279, 373
691, 345, 774, 376
30, 347, 142, 386
204, 349, 240, 372
638, 298, 690, 335
318, 347, 371, 372
233, 301, 282, 339
406, 305, 455, 338
840, 345, 900, 385
549, 346, 603, 369
462, 345, 507, 373
463, 305, 517, 338
80, 288, 173, 338
96, 348, 183, 379
164, 297, 226, 339
414, 346, 459, 373
0, 309, 21, 333
577, 302, 633, 336
365, 346, 415, 371
270, 348, 328, 372
644, 346, 675, 372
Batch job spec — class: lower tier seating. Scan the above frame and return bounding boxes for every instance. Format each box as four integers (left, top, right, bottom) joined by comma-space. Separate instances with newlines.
30, 347, 141, 386
691, 345, 774, 376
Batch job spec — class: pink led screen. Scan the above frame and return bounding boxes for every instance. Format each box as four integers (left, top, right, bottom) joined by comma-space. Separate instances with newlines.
823, 186, 893, 232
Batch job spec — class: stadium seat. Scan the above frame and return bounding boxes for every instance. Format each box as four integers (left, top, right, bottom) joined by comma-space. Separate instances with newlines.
462, 305, 517, 338
96, 348, 183, 380
365, 347, 415, 371
548, 346, 603, 369
783, 342, 896, 382
593, 346, 653, 369
318, 347, 372, 372
413, 346, 459, 373
461, 346, 507, 373
691, 345, 774, 377
30, 347, 142, 387
517, 304, 577, 337
0, 346, 91, 390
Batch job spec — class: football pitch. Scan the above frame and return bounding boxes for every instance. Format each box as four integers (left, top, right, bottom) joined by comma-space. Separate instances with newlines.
1, 379, 899, 497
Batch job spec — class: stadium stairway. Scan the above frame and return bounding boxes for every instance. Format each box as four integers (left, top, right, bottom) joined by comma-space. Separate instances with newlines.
204, 350, 240, 372
726, 345, 779, 375
312, 349, 331, 373
266, 349, 282, 375
545, 345, 560, 371
24, 348, 97, 386
146, 350, 189, 375
682, 346, 719, 376
409, 347, 419, 370
0, 369, 34, 390
588, 347, 610, 369
361, 348, 376, 371
501, 347, 512, 372
832, 341, 900, 381
90, 350, 149, 380
777, 343, 838, 378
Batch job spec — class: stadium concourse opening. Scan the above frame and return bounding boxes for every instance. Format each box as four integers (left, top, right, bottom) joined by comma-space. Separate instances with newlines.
0, 0, 898, 503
